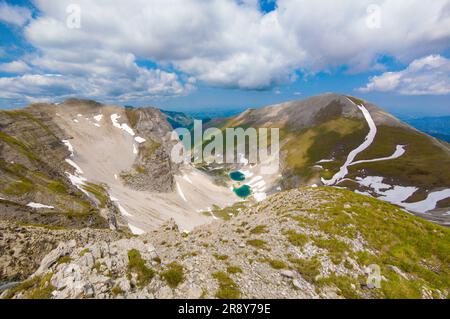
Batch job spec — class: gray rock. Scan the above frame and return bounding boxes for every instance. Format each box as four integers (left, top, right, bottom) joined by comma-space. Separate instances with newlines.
186, 285, 203, 299
82, 253, 95, 269
116, 278, 131, 293
35, 242, 72, 275
280, 270, 295, 278
292, 279, 302, 289
155, 286, 173, 299
83, 284, 94, 298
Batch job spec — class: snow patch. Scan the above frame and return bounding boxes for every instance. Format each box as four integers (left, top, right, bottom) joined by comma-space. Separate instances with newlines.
128, 223, 145, 235
378, 186, 418, 205
356, 176, 391, 193
93, 114, 103, 122
65, 172, 89, 196
254, 192, 267, 202
27, 202, 54, 209
65, 159, 83, 174
111, 114, 135, 136
354, 176, 449, 214
322, 101, 377, 186
317, 158, 334, 164
350, 145, 406, 166
402, 189, 450, 213
61, 140, 74, 157
246, 176, 263, 186
109, 194, 133, 217
134, 136, 146, 144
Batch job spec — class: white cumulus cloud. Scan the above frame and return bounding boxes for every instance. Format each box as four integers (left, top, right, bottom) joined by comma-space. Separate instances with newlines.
359, 55, 450, 95
1, 0, 450, 106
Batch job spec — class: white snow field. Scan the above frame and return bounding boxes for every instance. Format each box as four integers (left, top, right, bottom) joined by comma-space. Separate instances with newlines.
354, 175, 450, 214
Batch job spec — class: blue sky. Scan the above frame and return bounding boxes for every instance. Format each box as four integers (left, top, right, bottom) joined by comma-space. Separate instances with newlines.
0, 0, 449, 117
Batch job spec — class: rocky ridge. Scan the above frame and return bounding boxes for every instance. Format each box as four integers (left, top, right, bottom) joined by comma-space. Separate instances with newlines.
2, 187, 448, 299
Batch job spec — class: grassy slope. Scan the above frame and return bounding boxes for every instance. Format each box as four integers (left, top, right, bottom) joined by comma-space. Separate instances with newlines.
212, 187, 450, 298
282, 117, 368, 185
349, 125, 450, 191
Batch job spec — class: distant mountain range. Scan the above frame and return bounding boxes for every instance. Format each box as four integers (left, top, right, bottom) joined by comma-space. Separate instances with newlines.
402, 116, 450, 143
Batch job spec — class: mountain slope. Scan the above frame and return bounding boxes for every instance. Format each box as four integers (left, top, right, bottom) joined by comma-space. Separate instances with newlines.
0, 99, 237, 236
2, 187, 448, 299
207, 93, 450, 224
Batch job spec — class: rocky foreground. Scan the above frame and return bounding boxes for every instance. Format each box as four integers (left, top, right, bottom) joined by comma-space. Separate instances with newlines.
1, 187, 449, 299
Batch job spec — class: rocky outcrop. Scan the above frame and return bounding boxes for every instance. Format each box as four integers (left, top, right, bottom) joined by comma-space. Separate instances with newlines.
0, 221, 124, 283
120, 107, 177, 192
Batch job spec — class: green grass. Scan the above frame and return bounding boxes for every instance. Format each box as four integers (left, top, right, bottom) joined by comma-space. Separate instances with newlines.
2, 273, 55, 299
202, 202, 246, 221
316, 274, 360, 299
288, 256, 321, 283
161, 262, 185, 288
227, 266, 243, 274
56, 255, 72, 265
250, 225, 268, 234
284, 230, 308, 247
81, 182, 109, 208
2, 180, 34, 196
47, 181, 68, 194
111, 285, 124, 296
349, 125, 450, 189
261, 258, 288, 269
313, 238, 349, 264
127, 249, 155, 287
2, 110, 57, 138
0, 131, 39, 161
246, 239, 268, 250
79, 248, 90, 257
212, 271, 241, 299
289, 187, 450, 297
281, 117, 367, 186
213, 254, 229, 261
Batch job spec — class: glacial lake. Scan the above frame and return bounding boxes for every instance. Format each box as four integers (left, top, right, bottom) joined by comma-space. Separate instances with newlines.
233, 185, 252, 198
229, 171, 246, 181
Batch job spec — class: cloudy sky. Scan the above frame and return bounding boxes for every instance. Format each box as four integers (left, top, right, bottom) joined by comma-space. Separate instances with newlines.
0, 0, 449, 116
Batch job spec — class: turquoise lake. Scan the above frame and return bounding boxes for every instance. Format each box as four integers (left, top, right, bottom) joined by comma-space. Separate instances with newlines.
233, 185, 252, 198
229, 171, 246, 181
